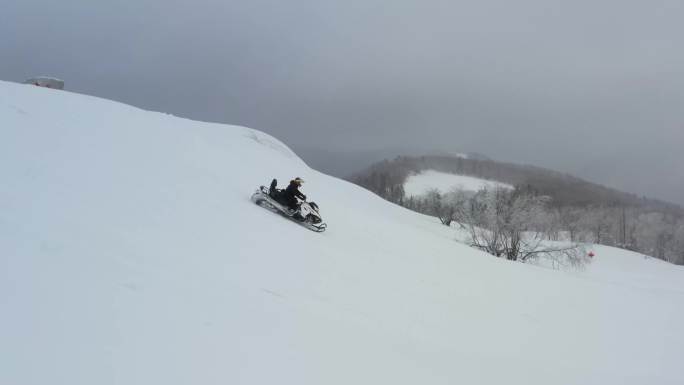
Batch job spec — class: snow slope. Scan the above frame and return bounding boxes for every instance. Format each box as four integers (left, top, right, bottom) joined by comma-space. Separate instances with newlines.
404, 169, 513, 197
2, 81, 684, 385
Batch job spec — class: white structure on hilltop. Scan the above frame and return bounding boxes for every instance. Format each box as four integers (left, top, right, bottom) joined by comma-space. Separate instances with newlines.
24, 76, 64, 90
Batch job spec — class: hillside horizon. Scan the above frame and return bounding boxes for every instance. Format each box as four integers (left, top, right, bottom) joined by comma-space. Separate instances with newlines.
349, 153, 684, 212
297, 146, 684, 208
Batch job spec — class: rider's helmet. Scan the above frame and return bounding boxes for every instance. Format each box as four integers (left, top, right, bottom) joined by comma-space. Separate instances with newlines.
294, 177, 304, 185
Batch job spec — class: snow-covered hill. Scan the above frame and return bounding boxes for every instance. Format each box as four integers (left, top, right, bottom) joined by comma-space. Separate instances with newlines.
2, 81, 684, 385
404, 169, 513, 197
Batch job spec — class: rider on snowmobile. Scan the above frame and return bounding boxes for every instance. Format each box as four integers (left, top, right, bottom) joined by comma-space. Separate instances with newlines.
283, 177, 306, 211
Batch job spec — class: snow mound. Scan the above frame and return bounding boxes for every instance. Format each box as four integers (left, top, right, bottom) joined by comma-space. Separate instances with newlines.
404, 169, 513, 197
2, 80, 684, 385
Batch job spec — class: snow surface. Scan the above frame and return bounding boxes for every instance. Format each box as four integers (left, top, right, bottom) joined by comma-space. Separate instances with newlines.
2, 80, 684, 385
404, 169, 513, 197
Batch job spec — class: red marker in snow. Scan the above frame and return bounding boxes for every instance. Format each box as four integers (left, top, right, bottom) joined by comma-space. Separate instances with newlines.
588, 251, 595, 258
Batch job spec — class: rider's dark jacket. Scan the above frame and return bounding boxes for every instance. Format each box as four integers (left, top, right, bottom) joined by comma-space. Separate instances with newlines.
283, 180, 306, 209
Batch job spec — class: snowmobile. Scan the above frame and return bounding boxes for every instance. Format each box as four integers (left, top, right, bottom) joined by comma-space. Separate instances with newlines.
251, 179, 327, 233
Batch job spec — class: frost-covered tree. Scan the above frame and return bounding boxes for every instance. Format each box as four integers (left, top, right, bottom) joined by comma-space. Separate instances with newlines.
557, 206, 583, 242
673, 223, 684, 265
635, 212, 670, 260
579, 206, 615, 245
424, 188, 442, 216
460, 187, 584, 265
442, 188, 470, 228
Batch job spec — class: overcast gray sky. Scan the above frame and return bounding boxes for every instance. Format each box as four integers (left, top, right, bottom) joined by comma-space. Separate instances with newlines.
3, 0, 683, 204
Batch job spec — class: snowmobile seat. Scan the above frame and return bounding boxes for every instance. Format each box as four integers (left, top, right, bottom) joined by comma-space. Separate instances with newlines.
268, 179, 290, 207
269, 179, 286, 202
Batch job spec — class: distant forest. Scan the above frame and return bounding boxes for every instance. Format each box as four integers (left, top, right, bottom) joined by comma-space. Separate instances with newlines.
350, 155, 684, 265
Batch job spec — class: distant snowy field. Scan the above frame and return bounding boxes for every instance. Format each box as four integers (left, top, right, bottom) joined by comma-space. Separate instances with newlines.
2, 81, 684, 385
404, 169, 513, 197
